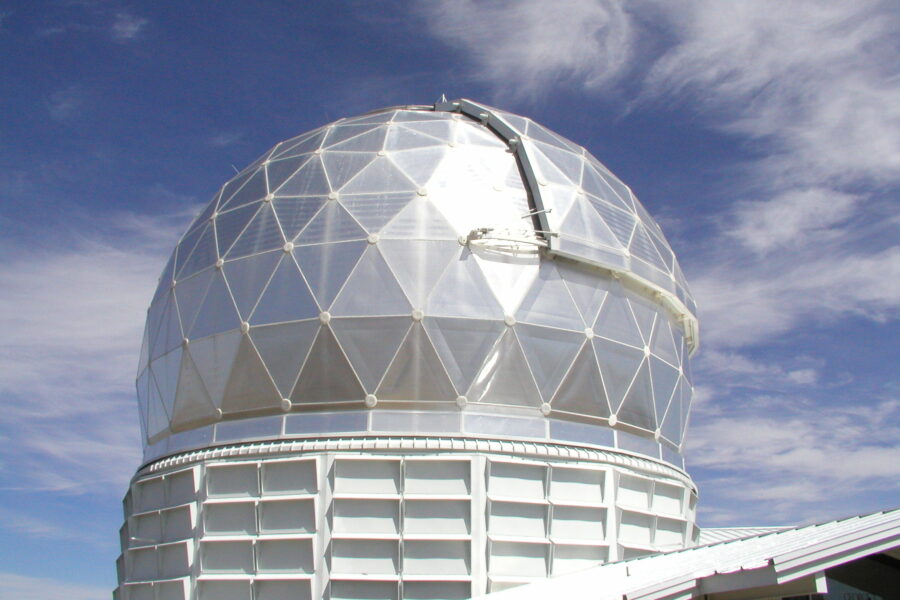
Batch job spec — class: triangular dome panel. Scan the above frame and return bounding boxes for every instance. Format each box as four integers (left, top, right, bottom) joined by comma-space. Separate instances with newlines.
339, 192, 415, 234
290, 326, 365, 404
557, 263, 608, 327
426, 251, 504, 319
551, 340, 611, 417
275, 156, 331, 197
340, 156, 416, 194
293, 240, 367, 311
328, 126, 387, 153
189, 331, 242, 408
294, 201, 367, 245
265, 155, 308, 194
273, 196, 327, 241
389, 147, 447, 186
177, 223, 217, 280
379, 240, 460, 308
321, 151, 376, 191
617, 358, 655, 430
214, 202, 261, 258
422, 317, 505, 395
380, 197, 458, 240
616, 359, 656, 431
250, 320, 319, 398
250, 254, 319, 324
594, 292, 643, 348
593, 337, 644, 413
628, 297, 657, 346
517, 324, 586, 403
516, 262, 583, 331
226, 202, 285, 259
221, 251, 281, 320
220, 334, 282, 414
221, 168, 268, 211
468, 329, 542, 408
376, 322, 456, 402
649, 355, 680, 429
189, 271, 240, 341
332, 317, 412, 392
330, 246, 411, 316
171, 349, 216, 431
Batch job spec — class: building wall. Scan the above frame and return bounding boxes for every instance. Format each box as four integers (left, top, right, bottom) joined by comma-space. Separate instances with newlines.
115, 438, 697, 600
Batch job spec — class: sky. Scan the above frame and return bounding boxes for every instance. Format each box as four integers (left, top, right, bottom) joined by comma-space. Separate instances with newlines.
0, 1, 897, 597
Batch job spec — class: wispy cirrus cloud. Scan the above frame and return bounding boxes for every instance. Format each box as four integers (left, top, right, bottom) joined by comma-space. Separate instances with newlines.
690, 397, 900, 525
110, 12, 147, 42
643, 0, 900, 186
33, 4, 148, 43
45, 85, 88, 121
419, 0, 633, 100
0, 209, 190, 494
422, 0, 900, 524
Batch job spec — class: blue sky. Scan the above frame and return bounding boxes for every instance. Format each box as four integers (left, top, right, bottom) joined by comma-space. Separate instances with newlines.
0, 1, 897, 597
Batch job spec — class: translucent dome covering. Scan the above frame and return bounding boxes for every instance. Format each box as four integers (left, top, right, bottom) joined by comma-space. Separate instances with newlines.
137, 100, 697, 459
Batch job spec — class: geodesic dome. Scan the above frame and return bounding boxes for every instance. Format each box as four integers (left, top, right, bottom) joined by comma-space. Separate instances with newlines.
137, 99, 698, 463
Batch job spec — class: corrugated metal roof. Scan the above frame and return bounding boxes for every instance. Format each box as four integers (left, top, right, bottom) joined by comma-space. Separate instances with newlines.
480, 508, 900, 600
699, 526, 791, 544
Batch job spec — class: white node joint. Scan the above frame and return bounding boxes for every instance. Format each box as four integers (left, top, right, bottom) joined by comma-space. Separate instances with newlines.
377, 150, 386, 156
182, 338, 190, 347
417, 188, 428, 196
584, 328, 594, 339
540, 403, 552, 416
364, 394, 378, 408
328, 192, 339, 201
644, 345, 651, 357
214, 408, 223, 420
283, 242, 294, 252
319, 311, 331, 325
240, 321, 250, 334
281, 398, 292, 412
264, 193, 274, 202
209, 212, 218, 222
608, 414, 618, 427
215, 258, 224, 269
456, 395, 468, 408
411, 309, 424, 322
504, 315, 516, 327
457, 236, 468, 246
367, 234, 379, 245
654, 429, 662, 441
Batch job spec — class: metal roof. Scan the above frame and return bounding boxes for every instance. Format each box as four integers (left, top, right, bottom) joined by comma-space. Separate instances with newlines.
479, 508, 900, 600
698, 526, 791, 545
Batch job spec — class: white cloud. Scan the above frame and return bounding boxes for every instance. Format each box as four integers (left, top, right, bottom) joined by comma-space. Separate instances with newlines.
0, 210, 187, 494
110, 12, 147, 42
45, 85, 87, 121
0, 573, 109, 600
644, 0, 899, 186
688, 397, 900, 524
209, 130, 244, 147
421, 0, 900, 526
419, 0, 633, 99
691, 229, 899, 348
725, 188, 860, 254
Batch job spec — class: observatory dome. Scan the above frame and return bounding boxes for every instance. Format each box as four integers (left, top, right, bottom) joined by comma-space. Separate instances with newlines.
137, 99, 698, 464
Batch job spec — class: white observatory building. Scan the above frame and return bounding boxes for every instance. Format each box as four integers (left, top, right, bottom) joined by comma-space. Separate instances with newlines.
115, 100, 899, 600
